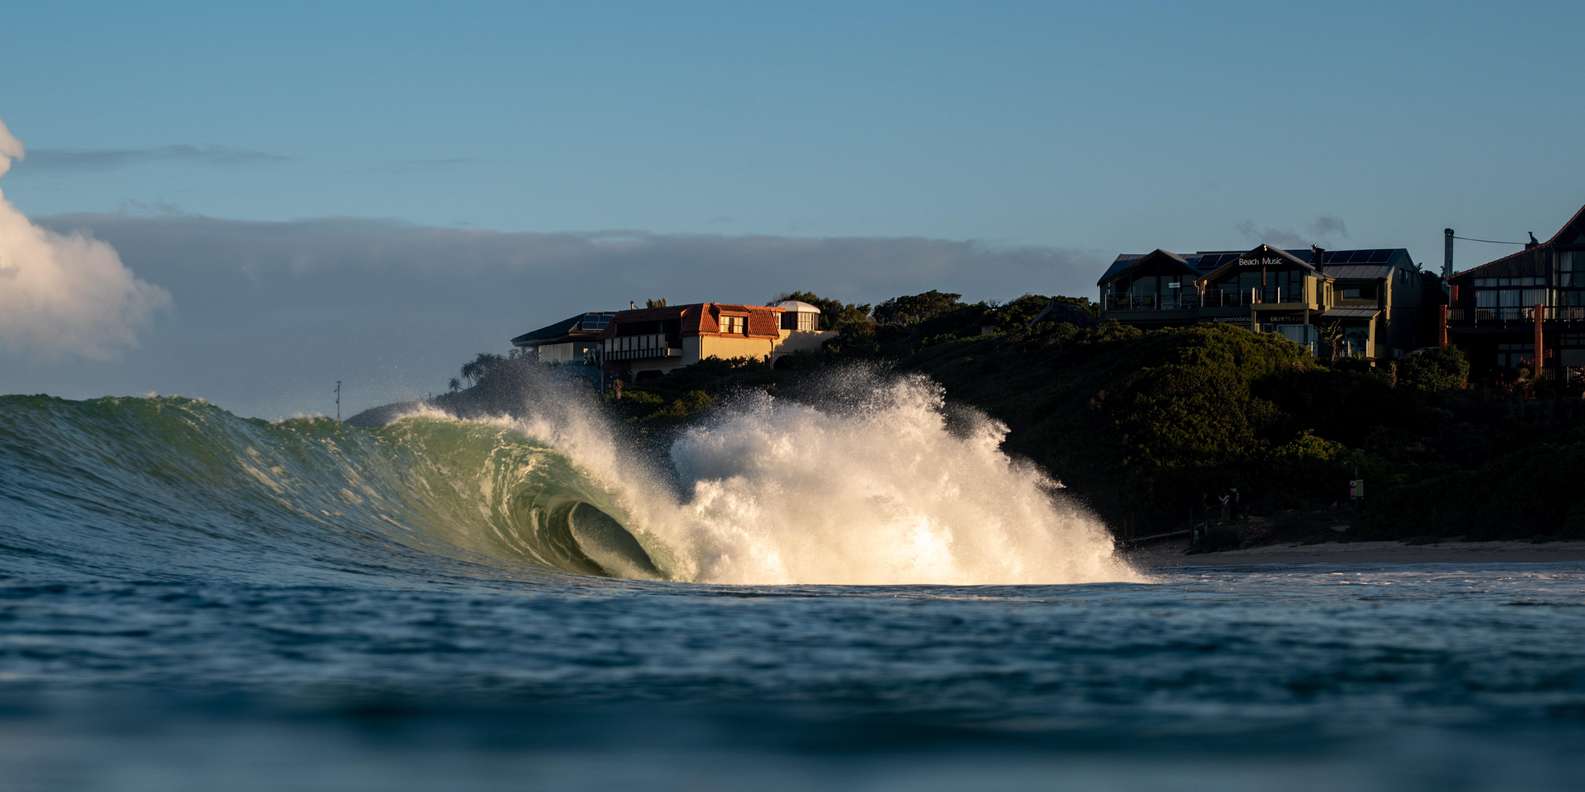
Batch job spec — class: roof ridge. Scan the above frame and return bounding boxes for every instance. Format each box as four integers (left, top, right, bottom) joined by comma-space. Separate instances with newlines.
1546, 203, 1585, 245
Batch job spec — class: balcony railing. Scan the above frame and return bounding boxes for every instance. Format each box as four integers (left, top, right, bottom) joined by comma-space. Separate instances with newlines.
1106, 287, 1309, 313
604, 347, 681, 361
1104, 293, 1201, 312
1449, 306, 1585, 324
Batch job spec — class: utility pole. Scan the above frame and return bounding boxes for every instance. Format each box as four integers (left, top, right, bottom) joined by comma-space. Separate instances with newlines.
334, 380, 342, 422
1443, 228, 1454, 293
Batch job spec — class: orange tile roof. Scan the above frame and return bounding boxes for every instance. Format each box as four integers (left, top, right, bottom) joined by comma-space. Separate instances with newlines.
605, 303, 783, 339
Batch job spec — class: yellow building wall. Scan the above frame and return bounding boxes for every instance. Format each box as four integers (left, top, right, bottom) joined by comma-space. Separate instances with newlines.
695, 334, 779, 362
774, 329, 837, 357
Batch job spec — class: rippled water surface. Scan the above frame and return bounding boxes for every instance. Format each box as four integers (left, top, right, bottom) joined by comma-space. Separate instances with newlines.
4, 395, 1584, 789
5, 564, 1585, 791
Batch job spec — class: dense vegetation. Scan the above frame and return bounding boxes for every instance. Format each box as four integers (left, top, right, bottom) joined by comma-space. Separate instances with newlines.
413, 290, 1585, 546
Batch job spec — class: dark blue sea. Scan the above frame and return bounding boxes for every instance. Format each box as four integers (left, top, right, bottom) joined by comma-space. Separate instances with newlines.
3, 394, 1584, 790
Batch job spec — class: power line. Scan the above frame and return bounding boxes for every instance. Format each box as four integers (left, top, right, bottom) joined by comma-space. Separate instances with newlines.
1452, 234, 1525, 245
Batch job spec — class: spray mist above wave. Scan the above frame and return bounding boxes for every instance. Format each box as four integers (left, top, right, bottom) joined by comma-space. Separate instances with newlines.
652, 371, 1138, 585
455, 366, 1143, 586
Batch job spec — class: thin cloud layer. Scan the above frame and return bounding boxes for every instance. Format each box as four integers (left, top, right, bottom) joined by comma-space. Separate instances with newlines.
22, 144, 289, 172
15, 212, 1099, 417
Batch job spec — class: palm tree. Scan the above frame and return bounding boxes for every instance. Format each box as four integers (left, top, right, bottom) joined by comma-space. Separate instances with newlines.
448, 377, 461, 393
460, 352, 506, 386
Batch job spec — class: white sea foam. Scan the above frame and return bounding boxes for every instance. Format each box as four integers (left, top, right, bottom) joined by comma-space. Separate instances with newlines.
398, 368, 1141, 586
658, 373, 1139, 585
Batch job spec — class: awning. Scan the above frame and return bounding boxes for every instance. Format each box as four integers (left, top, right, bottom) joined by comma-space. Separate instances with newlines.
1323, 308, 1380, 319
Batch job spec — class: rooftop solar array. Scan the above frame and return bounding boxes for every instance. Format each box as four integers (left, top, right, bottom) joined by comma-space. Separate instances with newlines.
1322, 249, 1395, 265
1322, 264, 1398, 281
578, 312, 616, 331
1188, 248, 1398, 268
1100, 247, 1411, 285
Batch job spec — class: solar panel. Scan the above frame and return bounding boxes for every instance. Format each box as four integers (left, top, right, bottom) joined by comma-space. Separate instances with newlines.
1369, 250, 1389, 263
580, 313, 614, 330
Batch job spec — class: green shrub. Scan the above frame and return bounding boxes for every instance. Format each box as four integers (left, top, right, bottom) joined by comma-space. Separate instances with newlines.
1398, 346, 1469, 393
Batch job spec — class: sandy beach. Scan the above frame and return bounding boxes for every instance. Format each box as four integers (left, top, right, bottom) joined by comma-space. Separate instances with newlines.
1130, 539, 1585, 568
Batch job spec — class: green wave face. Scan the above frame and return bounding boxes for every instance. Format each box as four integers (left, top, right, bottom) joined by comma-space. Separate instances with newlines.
0, 395, 662, 583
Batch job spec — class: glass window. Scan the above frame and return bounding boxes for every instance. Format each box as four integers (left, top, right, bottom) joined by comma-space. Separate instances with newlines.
1561, 251, 1585, 287
1498, 343, 1536, 370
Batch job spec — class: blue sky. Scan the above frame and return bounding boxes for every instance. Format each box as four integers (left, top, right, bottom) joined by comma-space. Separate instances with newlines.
1, 1, 1582, 416
6, 1, 1581, 252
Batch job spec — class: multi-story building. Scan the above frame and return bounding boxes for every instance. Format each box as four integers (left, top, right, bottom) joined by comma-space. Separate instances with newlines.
602, 300, 835, 381
1098, 243, 1441, 361
509, 311, 617, 364
1446, 204, 1585, 381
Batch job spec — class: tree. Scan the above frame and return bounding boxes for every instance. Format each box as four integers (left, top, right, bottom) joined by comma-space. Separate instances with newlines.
772, 290, 873, 332
990, 293, 1090, 334
1398, 346, 1469, 394
1319, 322, 1345, 364
872, 290, 963, 326
448, 377, 462, 393
460, 352, 507, 386
645, 298, 668, 308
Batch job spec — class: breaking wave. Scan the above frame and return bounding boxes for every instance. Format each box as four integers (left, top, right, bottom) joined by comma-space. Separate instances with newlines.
0, 372, 1138, 586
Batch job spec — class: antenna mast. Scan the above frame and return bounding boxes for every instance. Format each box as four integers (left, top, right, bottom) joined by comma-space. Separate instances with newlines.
334, 380, 342, 422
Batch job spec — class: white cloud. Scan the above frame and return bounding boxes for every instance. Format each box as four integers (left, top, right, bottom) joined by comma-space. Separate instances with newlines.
0, 120, 21, 178
0, 118, 170, 360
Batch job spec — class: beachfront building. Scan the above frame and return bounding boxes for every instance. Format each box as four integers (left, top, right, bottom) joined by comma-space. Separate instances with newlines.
772, 300, 835, 355
510, 311, 616, 364
602, 301, 836, 381
1097, 243, 1440, 362
1446, 204, 1585, 382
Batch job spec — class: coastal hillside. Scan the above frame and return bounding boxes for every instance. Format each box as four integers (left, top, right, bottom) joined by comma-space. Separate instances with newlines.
902, 322, 1585, 543
371, 292, 1585, 545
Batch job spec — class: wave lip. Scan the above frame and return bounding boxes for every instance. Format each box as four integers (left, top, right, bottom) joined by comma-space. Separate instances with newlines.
1, 370, 1141, 587
0, 395, 655, 583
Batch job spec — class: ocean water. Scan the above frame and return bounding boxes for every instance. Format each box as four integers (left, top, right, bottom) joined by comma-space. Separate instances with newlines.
3, 390, 1584, 790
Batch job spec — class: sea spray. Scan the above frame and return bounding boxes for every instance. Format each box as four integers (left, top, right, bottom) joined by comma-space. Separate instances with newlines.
656, 372, 1137, 585
409, 366, 1141, 585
